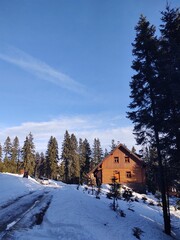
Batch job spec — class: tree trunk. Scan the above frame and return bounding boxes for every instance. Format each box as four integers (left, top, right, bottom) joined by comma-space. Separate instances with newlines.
154, 129, 171, 235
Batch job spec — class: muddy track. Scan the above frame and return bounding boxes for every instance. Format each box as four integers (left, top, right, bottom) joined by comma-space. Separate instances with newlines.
0, 190, 52, 239
0, 191, 35, 210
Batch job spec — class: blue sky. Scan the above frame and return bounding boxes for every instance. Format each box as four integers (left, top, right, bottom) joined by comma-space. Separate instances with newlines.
0, 0, 179, 153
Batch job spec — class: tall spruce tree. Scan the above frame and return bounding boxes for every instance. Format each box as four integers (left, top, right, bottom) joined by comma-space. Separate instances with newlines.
46, 136, 59, 179
0, 143, 3, 172
38, 152, 46, 177
12, 136, 20, 173
22, 132, 36, 176
127, 14, 171, 234
61, 130, 71, 183
110, 139, 117, 151
91, 138, 103, 170
141, 146, 158, 194
70, 134, 80, 183
158, 6, 180, 185
79, 138, 91, 183
34, 152, 41, 178
3, 136, 12, 172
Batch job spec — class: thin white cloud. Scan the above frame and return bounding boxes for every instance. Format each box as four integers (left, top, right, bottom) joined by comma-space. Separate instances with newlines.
0, 115, 138, 154
0, 46, 85, 94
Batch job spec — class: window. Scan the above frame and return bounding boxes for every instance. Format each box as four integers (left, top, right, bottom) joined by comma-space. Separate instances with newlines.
125, 156, 130, 163
114, 157, 119, 163
126, 171, 131, 178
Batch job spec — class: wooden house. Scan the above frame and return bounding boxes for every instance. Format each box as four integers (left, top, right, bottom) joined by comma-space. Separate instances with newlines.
88, 144, 146, 192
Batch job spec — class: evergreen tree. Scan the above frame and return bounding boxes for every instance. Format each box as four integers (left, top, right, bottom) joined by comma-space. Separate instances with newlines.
38, 152, 46, 177
110, 139, 117, 151
22, 132, 36, 176
12, 136, 20, 173
70, 134, 80, 183
79, 138, 91, 183
34, 152, 41, 178
46, 136, 59, 179
127, 14, 171, 234
141, 146, 158, 194
131, 146, 136, 153
3, 136, 12, 159
0, 143, 2, 162
58, 160, 65, 181
0, 143, 3, 172
61, 130, 71, 183
109, 176, 121, 211
91, 138, 103, 170
3, 136, 12, 172
158, 6, 180, 185
104, 148, 109, 157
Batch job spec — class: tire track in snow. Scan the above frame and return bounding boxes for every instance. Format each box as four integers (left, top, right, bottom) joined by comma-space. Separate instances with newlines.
0, 190, 52, 239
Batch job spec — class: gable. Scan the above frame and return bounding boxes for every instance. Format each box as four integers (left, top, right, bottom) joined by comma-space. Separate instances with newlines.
89, 144, 144, 175
102, 147, 141, 169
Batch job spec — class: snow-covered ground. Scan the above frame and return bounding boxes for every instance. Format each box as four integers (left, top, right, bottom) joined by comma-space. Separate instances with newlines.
0, 173, 179, 240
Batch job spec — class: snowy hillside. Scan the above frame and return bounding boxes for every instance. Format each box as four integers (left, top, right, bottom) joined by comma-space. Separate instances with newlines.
0, 173, 179, 240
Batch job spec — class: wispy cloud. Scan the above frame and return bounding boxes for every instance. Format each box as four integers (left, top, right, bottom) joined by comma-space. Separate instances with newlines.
0, 46, 86, 94
0, 115, 138, 153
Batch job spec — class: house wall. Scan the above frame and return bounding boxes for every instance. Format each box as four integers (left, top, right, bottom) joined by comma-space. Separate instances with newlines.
101, 148, 145, 185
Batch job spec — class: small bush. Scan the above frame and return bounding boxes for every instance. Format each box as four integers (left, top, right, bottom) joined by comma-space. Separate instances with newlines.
106, 192, 113, 199
134, 197, 139, 202
132, 227, 144, 239
149, 200, 155, 206
142, 196, 147, 203
118, 209, 126, 217
123, 189, 133, 201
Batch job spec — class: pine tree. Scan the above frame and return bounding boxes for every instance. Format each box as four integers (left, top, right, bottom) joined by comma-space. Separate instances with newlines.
38, 152, 46, 177
12, 136, 20, 173
131, 146, 136, 153
158, 6, 180, 185
141, 146, 158, 194
79, 138, 91, 183
91, 138, 103, 170
0, 143, 2, 162
70, 134, 80, 183
104, 148, 109, 157
3, 136, 12, 172
22, 132, 36, 176
0, 143, 3, 172
110, 139, 117, 151
127, 14, 171, 234
34, 152, 41, 178
61, 130, 71, 183
109, 176, 121, 211
46, 136, 59, 179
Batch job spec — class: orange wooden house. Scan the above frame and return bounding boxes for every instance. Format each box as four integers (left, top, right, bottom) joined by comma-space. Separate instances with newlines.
88, 144, 146, 192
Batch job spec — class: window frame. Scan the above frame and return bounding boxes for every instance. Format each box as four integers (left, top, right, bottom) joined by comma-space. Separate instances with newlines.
114, 156, 119, 163
126, 171, 132, 178
125, 155, 130, 163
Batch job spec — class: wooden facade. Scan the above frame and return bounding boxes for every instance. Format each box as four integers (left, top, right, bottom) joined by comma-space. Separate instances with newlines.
88, 144, 146, 192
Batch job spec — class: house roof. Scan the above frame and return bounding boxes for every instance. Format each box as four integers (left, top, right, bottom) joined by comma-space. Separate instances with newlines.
88, 143, 144, 175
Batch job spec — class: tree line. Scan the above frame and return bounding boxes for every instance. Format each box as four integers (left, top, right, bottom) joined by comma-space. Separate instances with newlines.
127, 5, 180, 235
0, 131, 118, 183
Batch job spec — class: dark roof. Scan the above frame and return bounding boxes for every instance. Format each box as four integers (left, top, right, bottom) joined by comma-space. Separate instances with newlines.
88, 143, 144, 175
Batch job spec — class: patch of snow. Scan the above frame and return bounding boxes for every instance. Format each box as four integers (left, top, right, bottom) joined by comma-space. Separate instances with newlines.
0, 173, 179, 240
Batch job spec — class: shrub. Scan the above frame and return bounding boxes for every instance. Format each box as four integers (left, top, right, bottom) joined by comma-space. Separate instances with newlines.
118, 209, 126, 217
149, 200, 155, 206
141, 196, 147, 203
134, 197, 139, 202
122, 189, 133, 201
132, 227, 144, 239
